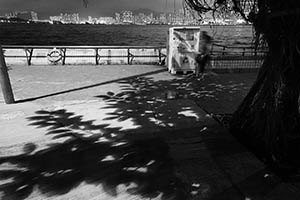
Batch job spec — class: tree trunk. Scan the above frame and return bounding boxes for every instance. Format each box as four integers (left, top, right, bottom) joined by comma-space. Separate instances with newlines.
230, 35, 300, 169
183, 0, 300, 175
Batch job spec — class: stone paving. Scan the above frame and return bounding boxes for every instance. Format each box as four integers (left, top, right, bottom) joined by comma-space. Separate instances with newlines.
0, 65, 299, 200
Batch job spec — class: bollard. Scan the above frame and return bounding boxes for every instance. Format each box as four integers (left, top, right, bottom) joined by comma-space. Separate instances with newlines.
0, 45, 15, 104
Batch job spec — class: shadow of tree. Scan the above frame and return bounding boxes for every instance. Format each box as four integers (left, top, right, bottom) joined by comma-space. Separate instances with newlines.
0, 72, 256, 200
96, 72, 255, 130
0, 109, 189, 200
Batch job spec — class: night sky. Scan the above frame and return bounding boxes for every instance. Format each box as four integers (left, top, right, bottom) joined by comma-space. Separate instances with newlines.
0, 0, 184, 19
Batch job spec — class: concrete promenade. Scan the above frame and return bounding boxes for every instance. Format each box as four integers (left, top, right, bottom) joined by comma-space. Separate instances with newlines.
0, 65, 300, 199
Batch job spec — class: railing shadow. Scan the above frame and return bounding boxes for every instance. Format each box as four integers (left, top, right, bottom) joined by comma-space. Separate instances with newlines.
15, 68, 167, 103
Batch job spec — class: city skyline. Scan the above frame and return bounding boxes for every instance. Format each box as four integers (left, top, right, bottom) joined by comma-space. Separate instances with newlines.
0, 0, 183, 19
1, 9, 205, 26
1, 8, 247, 26
47, 9, 201, 25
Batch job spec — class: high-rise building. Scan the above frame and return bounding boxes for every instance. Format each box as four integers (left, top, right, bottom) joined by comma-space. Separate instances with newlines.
49, 13, 79, 24
122, 11, 133, 23
31, 11, 38, 21
115, 13, 121, 24
6, 11, 38, 21
97, 17, 115, 24
159, 13, 167, 24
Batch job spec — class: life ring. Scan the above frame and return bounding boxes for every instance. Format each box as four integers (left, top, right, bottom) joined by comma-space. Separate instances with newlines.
47, 48, 62, 64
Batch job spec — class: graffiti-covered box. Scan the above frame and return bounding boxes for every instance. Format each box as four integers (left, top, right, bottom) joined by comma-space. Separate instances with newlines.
167, 27, 201, 74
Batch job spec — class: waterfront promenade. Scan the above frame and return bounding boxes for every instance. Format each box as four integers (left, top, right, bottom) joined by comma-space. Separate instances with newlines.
1, 64, 300, 199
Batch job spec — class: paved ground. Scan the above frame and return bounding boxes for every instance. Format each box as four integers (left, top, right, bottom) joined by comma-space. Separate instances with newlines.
1, 65, 300, 200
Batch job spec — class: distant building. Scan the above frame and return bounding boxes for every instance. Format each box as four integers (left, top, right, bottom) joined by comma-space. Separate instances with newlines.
122, 11, 134, 23
115, 13, 121, 24
88, 16, 93, 23
134, 13, 146, 24
159, 13, 167, 24
17, 11, 35, 21
97, 17, 115, 24
88, 16, 98, 24
49, 16, 61, 22
5, 12, 15, 18
49, 13, 79, 24
31, 12, 38, 21
4, 11, 38, 21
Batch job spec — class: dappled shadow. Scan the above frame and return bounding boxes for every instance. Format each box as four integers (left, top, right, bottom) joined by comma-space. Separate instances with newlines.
93, 72, 294, 199
0, 109, 189, 200
96, 76, 198, 133
95, 72, 255, 131
0, 72, 261, 199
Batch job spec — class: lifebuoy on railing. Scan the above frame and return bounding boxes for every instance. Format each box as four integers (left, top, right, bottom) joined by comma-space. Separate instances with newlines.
47, 48, 62, 64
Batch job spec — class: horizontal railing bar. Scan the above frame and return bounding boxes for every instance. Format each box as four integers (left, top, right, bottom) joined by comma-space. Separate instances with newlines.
2, 45, 166, 49
2, 44, 266, 50
4, 54, 261, 58
4, 55, 167, 58
212, 43, 266, 49
4, 55, 63, 57
213, 56, 264, 60
3, 45, 265, 51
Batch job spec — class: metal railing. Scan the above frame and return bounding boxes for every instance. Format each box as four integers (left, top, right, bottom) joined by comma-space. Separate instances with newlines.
2, 45, 167, 66
2, 44, 266, 70
207, 43, 266, 71
210, 43, 267, 56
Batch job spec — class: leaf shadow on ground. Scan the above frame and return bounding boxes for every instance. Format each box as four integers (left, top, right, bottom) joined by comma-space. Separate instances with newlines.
0, 72, 258, 200
95, 72, 255, 128
0, 109, 189, 200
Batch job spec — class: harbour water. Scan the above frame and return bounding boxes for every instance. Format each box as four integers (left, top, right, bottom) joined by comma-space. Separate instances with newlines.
0, 23, 254, 47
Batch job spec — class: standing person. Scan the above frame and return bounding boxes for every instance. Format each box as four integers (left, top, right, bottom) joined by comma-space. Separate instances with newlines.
195, 31, 212, 77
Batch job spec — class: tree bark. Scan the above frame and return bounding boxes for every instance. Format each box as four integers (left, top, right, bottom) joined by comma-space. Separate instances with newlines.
183, 0, 300, 175
230, 36, 300, 168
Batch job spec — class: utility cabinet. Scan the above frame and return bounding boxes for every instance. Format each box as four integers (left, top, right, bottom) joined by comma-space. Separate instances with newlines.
167, 27, 201, 74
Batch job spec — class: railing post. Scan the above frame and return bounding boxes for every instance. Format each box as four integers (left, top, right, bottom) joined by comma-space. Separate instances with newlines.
0, 45, 15, 104
222, 46, 225, 55
95, 48, 99, 65
127, 48, 130, 64
25, 48, 33, 66
242, 48, 245, 56
61, 48, 66, 65
127, 48, 134, 65
158, 48, 162, 64
107, 49, 111, 65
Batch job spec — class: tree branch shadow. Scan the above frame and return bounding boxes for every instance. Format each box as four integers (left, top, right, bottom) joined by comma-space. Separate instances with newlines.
0, 109, 189, 200
95, 72, 254, 131
0, 72, 257, 199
